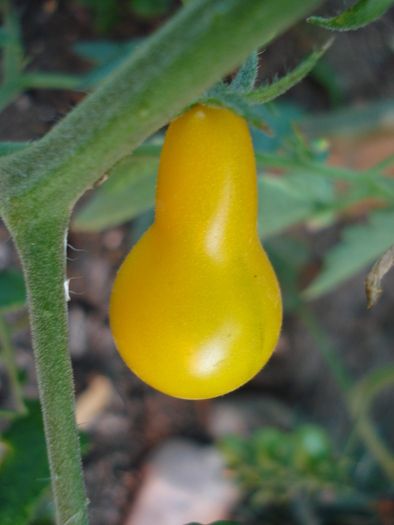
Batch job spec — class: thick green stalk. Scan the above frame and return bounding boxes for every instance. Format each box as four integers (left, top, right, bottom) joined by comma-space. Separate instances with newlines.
0, 0, 324, 523
0, 0, 323, 220
11, 212, 89, 525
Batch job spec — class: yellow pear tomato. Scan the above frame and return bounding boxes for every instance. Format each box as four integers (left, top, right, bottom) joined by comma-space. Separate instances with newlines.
110, 104, 282, 399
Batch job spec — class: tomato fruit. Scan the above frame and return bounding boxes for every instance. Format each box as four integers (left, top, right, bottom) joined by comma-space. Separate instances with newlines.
110, 104, 282, 399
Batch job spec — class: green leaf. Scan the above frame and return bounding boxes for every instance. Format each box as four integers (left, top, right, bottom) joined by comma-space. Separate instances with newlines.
21, 72, 84, 91
308, 0, 394, 31
304, 209, 394, 299
0, 269, 27, 313
244, 40, 333, 105
251, 103, 304, 154
0, 28, 12, 47
257, 173, 334, 239
0, 401, 51, 525
73, 41, 125, 64
73, 40, 141, 88
0, 142, 29, 157
72, 154, 159, 232
309, 59, 344, 106
74, 39, 142, 89
299, 98, 394, 139
230, 51, 258, 93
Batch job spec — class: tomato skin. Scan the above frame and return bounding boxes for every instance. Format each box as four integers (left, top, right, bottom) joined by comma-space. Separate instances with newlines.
110, 104, 282, 399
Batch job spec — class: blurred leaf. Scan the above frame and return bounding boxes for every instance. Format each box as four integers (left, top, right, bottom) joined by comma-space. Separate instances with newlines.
244, 41, 333, 105
308, 0, 394, 31
230, 51, 258, 94
128, 0, 173, 18
76, 40, 141, 88
21, 72, 83, 91
304, 209, 394, 299
293, 425, 332, 469
0, 28, 12, 47
76, 0, 122, 33
265, 236, 310, 311
73, 39, 141, 67
0, 269, 27, 313
310, 59, 344, 106
255, 151, 394, 195
258, 173, 334, 240
0, 402, 50, 525
0, 84, 23, 113
0, 142, 29, 157
73, 41, 126, 64
351, 364, 394, 416
26, 490, 55, 525
299, 99, 394, 139
219, 425, 352, 509
251, 103, 304, 154
72, 154, 159, 232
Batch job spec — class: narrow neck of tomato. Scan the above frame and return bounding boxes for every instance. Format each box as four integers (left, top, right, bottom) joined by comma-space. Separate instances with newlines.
154, 105, 259, 252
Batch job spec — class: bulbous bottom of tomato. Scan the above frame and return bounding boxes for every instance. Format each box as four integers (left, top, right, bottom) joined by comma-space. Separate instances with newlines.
109, 227, 282, 400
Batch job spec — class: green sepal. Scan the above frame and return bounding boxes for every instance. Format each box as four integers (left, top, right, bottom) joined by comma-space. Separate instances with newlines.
230, 51, 258, 93
244, 40, 333, 105
201, 86, 272, 133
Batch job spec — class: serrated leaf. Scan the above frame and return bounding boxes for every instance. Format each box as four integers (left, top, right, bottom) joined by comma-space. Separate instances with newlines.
201, 89, 271, 133
230, 51, 258, 93
308, 0, 394, 31
72, 155, 159, 232
244, 40, 333, 105
303, 209, 394, 299
0, 269, 27, 313
0, 401, 51, 525
258, 173, 334, 239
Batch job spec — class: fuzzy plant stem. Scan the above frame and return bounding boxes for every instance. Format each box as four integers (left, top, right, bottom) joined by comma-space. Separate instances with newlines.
0, 0, 323, 523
